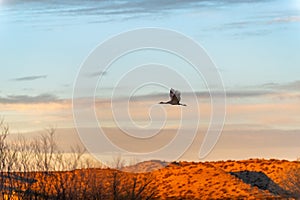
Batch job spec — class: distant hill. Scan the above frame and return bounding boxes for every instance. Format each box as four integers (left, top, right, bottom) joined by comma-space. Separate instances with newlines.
121, 160, 169, 172
1, 159, 299, 199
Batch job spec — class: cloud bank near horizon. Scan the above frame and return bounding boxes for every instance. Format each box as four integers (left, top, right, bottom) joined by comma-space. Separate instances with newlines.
6, 126, 300, 161
2, 80, 299, 161
1, 79, 300, 105
0, 93, 58, 104
1, 82, 299, 133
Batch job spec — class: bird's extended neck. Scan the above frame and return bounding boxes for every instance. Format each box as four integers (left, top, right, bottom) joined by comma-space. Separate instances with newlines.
159, 101, 168, 104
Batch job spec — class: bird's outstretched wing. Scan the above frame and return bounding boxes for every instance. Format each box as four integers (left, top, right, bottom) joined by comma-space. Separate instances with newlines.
174, 90, 181, 102
169, 88, 175, 100
169, 88, 181, 104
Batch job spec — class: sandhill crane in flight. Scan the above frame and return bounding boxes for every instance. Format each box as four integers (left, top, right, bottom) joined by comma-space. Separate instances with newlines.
159, 88, 187, 106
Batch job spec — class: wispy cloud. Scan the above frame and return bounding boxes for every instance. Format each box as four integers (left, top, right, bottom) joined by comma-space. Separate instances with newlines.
125, 90, 274, 101
0, 93, 58, 104
223, 15, 300, 31
85, 71, 107, 78
269, 16, 300, 24
4, 0, 275, 24
93, 82, 300, 102
206, 10, 299, 38
11, 75, 47, 82
261, 80, 300, 91
220, 80, 300, 99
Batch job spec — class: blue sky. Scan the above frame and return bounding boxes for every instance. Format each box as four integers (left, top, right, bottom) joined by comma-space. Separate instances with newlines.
0, 0, 300, 160
0, 0, 299, 100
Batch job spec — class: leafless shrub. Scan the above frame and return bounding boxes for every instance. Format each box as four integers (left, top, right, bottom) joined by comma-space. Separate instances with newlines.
111, 171, 158, 200
0, 120, 158, 199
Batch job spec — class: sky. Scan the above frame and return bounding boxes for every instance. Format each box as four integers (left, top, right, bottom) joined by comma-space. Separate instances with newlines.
0, 0, 300, 162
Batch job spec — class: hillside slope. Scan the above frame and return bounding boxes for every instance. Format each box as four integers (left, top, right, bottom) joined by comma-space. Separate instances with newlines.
1, 159, 299, 199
